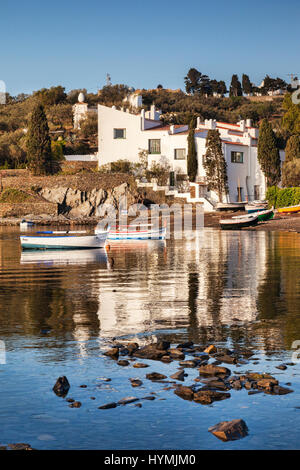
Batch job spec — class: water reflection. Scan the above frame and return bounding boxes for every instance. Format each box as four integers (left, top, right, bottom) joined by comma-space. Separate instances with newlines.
0, 228, 300, 355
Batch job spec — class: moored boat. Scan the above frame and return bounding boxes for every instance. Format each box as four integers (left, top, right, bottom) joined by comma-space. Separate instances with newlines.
233, 208, 274, 222
277, 204, 300, 214
106, 224, 167, 240
216, 202, 246, 212
20, 219, 35, 229
219, 214, 259, 230
20, 230, 108, 250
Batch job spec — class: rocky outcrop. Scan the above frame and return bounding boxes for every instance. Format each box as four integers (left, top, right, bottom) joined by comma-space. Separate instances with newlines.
38, 182, 138, 217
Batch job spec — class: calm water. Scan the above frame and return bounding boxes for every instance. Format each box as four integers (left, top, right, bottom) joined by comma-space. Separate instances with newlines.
0, 226, 300, 450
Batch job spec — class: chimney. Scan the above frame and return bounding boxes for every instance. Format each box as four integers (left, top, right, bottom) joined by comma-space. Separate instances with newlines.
150, 104, 156, 120
141, 109, 145, 131
246, 118, 252, 128
170, 125, 175, 134
239, 120, 246, 132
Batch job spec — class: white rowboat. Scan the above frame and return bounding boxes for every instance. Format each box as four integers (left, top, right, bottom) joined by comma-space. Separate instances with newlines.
20, 230, 108, 250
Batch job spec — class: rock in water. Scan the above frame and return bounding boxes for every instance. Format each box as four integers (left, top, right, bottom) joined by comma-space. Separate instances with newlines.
7, 443, 34, 450
208, 419, 248, 441
170, 370, 185, 381
53, 376, 70, 397
98, 402, 117, 410
198, 364, 231, 377
103, 348, 119, 359
204, 345, 217, 354
68, 401, 81, 408
130, 378, 143, 387
146, 372, 167, 381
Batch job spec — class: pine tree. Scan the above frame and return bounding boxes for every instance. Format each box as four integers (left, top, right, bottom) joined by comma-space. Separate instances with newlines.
242, 74, 252, 95
187, 117, 197, 182
257, 119, 281, 187
203, 129, 228, 202
26, 104, 53, 175
229, 74, 243, 97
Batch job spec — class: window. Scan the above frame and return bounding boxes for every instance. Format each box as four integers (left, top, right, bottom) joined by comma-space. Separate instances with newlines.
114, 128, 126, 139
231, 151, 244, 163
174, 148, 186, 160
148, 139, 161, 154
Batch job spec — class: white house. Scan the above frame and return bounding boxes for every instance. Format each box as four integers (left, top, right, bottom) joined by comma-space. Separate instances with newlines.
98, 100, 284, 204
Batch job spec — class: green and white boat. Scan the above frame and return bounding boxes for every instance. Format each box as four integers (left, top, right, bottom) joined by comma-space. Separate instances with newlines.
232, 208, 274, 223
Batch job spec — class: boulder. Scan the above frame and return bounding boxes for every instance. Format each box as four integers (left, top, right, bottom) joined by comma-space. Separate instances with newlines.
69, 401, 81, 408
170, 370, 185, 381
168, 349, 185, 360
53, 376, 70, 397
98, 402, 117, 410
133, 362, 149, 368
193, 389, 230, 404
117, 360, 129, 367
104, 348, 119, 359
146, 372, 167, 381
179, 360, 200, 368
174, 386, 194, 401
198, 364, 231, 377
133, 345, 167, 360
208, 419, 248, 441
130, 379, 143, 387
117, 397, 139, 405
204, 345, 217, 354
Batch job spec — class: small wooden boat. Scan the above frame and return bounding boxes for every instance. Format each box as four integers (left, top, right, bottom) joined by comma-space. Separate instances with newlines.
106, 224, 167, 241
20, 230, 108, 250
20, 219, 35, 229
277, 204, 300, 214
219, 214, 259, 230
216, 202, 246, 212
233, 208, 274, 222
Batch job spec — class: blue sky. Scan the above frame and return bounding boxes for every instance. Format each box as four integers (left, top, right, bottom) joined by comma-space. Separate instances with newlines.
1, 0, 300, 95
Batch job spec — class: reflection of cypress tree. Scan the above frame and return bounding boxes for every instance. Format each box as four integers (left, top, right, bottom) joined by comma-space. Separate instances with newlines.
187, 271, 199, 342
256, 248, 285, 320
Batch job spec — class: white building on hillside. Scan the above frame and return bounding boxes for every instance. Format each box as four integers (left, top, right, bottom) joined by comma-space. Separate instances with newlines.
73, 92, 97, 129
98, 102, 284, 204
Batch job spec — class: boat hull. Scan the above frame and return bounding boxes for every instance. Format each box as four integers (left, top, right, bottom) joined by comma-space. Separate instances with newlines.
220, 215, 259, 230
277, 205, 300, 214
107, 227, 166, 240
20, 232, 108, 250
216, 202, 246, 212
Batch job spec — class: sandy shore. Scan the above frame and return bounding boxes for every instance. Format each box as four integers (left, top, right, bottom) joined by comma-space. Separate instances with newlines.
1, 211, 300, 233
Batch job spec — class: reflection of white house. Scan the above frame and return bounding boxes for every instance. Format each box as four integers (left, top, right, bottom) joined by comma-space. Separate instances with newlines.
98, 97, 285, 203
95, 231, 268, 338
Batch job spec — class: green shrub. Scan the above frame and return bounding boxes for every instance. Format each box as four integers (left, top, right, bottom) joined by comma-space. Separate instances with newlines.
0, 188, 32, 203
266, 186, 300, 208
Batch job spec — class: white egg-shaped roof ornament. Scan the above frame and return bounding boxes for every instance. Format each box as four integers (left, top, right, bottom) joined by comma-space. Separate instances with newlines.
78, 92, 85, 103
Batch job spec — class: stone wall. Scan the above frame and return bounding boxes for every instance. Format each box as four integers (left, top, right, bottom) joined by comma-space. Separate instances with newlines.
0, 202, 58, 217
60, 161, 98, 172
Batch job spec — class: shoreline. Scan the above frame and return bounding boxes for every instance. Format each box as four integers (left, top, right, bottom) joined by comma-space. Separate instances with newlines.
1, 212, 300, 233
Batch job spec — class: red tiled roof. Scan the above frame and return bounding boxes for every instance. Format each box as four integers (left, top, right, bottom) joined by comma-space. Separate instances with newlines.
222, 140, 247, 146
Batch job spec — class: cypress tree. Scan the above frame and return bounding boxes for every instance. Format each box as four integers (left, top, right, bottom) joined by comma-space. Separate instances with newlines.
284, 134, 300, 162
26, 104, 53, 175
257, 119, 281, 187
187, 117, 197, 182
229, 74, 243, 97
203, 129, 228, 202
242, 74, 252, 95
